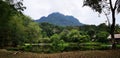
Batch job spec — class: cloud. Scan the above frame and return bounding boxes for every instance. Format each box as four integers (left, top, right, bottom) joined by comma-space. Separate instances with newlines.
23, 0, 120, 25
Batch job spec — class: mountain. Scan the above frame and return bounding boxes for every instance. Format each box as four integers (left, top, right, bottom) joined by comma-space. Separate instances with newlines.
35, 12, 84, 26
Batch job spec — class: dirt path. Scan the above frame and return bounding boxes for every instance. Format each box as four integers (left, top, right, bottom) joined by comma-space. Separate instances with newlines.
0, 49, 120, 58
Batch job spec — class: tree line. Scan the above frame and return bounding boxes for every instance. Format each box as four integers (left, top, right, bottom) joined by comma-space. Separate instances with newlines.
38, 22, 120, 44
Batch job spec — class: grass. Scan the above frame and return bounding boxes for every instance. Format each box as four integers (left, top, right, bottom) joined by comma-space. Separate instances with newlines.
0, 49, 120, 58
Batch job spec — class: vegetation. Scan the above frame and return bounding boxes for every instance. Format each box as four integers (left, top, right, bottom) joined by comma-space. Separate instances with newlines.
1, 0, 120, 54
0, 0, 41, 48
15, 22, 120, 53
83, 0, 120, 49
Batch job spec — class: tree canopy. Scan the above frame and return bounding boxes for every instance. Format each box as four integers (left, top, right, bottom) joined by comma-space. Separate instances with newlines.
0, 0, 41, 47
83, 0, 120, 49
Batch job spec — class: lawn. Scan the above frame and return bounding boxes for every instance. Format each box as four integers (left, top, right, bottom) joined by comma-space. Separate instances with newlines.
0, 49, 120, 58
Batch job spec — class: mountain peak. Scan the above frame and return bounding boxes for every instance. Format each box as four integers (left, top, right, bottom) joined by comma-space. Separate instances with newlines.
49, 12, 63, 15
35, 12, 84, 26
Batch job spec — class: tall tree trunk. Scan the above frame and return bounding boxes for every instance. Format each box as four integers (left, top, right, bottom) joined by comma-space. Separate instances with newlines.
109, 0, 117, 49
111, 10, 116, 49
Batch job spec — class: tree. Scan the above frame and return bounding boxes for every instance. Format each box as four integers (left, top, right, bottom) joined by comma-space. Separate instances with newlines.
96, 31, 109, 43
50, 34, 60, 43
67, 29, 81, 42
115, 24, 120, 33
79, 35, 90, 43
67, 29, 90, 43
5, 13, 42, 47
59, 29, 69, 42
0, 1, 41, 47
26, 21, 42, 43
87, 29, 95, 40
0, 0, 21, 47
83, 0, 120, 49
0, 0, 43, 48
97, 23, 109, 32
50, 34, 61, 52
3, 0, 26, 12
39, 22, 63, 37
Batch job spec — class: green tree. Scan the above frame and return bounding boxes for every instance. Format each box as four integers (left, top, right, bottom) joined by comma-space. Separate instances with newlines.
50, 34, 60, 43
59, 29, 69, 42
97, 23, 109, 32
0, 1, 15, 47
3, 0, 26, 11
39, 23, 56, 37
83, 0, 120, 49
38, 38, 51, 43
67, 29, 81, 42
0, 0, 43, 48
0, 0, 25, 47
115, 24, 120, 33
8, 15, 26, 47
96, 31, 109, 43
39, 22, 63, 37
87, 29, 95, 40
26, 22, 41, 43
50, 34, 61, 52
67, 29, 90, 43
79, 35, 90, 43
7, 14, 42, 46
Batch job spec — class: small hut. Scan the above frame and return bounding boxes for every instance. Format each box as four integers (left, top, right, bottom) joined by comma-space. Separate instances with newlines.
108, 34, 120, 44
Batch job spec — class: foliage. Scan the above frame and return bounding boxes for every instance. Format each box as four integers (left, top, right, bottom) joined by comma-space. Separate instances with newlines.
1, 0, 120, 52
97, 23, 109, 32
67, 29, 90, 43
96, 31, 109, 43
0, 1, 42, 47
67, 29, 81, 42
59, 29, 69, 42
115, 24, 120, 33
83, 0, 120, 49
3, 0, 26, 12
39, 22, 63, 37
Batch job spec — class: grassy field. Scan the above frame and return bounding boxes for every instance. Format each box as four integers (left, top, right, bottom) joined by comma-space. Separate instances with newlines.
0, 49, 120, 58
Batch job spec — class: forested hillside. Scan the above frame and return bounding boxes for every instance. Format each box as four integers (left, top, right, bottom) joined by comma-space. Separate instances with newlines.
35, 12, 84, 26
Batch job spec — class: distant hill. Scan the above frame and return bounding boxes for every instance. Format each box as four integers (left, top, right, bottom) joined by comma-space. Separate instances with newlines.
35, 12, 84, 26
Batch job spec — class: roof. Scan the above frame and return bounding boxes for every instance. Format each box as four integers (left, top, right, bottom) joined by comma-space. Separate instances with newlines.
108, 34, 120, 39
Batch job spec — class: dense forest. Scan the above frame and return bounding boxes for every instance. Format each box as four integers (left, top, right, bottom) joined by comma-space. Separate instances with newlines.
0, 0, 120, 53
39, 22, 120, 43
0, 0, 41, 47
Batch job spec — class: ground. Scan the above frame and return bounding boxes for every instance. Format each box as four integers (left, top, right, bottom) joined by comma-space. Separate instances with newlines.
0, 49, 120, 58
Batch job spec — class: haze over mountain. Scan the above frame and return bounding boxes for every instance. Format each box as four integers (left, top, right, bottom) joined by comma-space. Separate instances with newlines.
35, 12, 84, 26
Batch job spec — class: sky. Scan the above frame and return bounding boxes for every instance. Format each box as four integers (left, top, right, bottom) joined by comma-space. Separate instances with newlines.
23, 0, 120, 25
